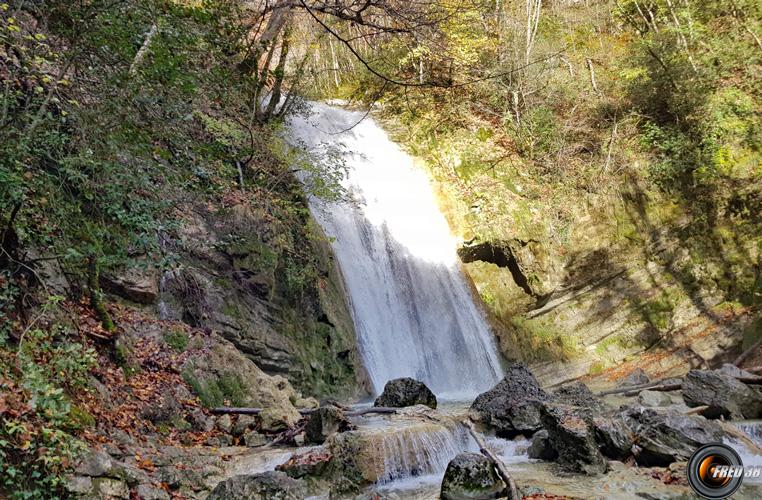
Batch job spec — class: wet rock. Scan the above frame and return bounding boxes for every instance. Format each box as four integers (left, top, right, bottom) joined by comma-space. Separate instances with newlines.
305, 406, 352, 444
622, 405, 726, 466
374, 378, 437, 409
470, 363, 550, 436
592, 415, 634, 460
616, 368, 650, 387
527, 430, 557, 461
75, 449, 114, 477
440, 452, 506, 500
540, 403, 607, 474
207, 471, 307, 499
638, 390, 673, 407
277, 449, 332, 479
553, 382, 607, 410
682, 369, 762, 419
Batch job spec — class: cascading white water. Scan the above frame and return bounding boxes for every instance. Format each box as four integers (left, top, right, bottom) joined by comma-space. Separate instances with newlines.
288, 102, 503, 397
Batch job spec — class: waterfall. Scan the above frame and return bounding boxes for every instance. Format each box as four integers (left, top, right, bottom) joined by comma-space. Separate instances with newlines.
288, 102, 503, 398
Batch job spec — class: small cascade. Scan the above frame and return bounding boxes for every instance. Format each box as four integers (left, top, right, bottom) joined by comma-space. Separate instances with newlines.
376, 423, 472, 484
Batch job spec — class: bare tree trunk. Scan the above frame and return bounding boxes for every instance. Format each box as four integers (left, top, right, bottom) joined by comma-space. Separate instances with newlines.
525, 0, 542, 64
665, 0, 697, 72
129, 23, 158, 76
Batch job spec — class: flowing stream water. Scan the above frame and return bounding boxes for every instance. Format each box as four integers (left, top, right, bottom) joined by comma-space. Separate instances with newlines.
288, 102, 503, 398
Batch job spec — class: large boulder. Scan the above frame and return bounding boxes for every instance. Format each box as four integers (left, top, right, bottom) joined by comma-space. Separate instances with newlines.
553, 382, 608, 411
539, 403, 607, 474
207, 471, 307, 499
304, 406, 353, 444
622, 406, 726, 466
682, 369, 762, 419
616, 368, 650, 387
374, 378, 437, 409
638, 390, 673, 408
470, 363, 550, 436
592, 414, 634, 460
440, 452, 506, 500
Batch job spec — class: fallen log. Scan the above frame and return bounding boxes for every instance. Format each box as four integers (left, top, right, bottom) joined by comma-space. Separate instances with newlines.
623, 383, 682, 397
734, 338, 762, 367
734, 376, 762, 385
684, 405, 709, 415
598, 377, 674, 396
462, 420, 520, 500
718, 421, 762, 455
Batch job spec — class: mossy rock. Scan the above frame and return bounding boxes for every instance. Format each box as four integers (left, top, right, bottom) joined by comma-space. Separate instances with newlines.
440, 452, 506, 500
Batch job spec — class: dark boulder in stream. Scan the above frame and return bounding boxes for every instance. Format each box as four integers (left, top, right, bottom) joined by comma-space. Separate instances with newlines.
374, 377, 437, 409
470, 363, 550, 436
553, 382, 608, 411
440, 452, 506, 500
540, 403, 607, 474
682, 369, 762, 419
622, 405, 727, 466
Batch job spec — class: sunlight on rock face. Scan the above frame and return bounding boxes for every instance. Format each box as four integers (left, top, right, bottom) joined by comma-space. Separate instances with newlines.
288, 102, 503, 398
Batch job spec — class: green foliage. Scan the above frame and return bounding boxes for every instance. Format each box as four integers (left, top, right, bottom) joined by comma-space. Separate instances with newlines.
163, 329, 189, 352
182, 370, 246, 408
0, 302, 96, 498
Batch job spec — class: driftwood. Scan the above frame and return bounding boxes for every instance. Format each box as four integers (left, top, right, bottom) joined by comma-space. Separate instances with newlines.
211, 406, 399, 417
623, 383, 682, 397
684, 405, 709, 415
734, 338, 762, 367
598, 377, 673, 396
462, 420, 520, 500
718, 421, 762, 455
129, 23, 158, 75
735, 376, 762, 385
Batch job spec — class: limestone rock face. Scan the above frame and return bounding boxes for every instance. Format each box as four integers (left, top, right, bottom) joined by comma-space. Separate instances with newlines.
159, 205, 359, 396
539, 403, 607, 474
470, 363, 550, 436
622, 406, 726, 466
207, 471, 306, 500
374, 378, 437, 409
440, 452, 506, 500
682, 369, 762, 419
179, 334, 302, 432
102, 266, 159, 304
